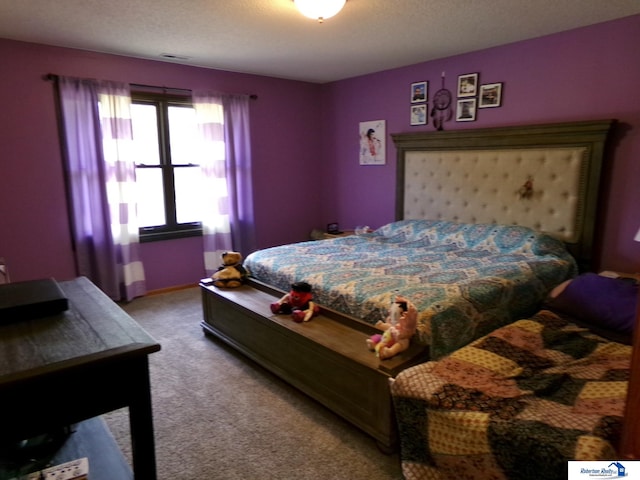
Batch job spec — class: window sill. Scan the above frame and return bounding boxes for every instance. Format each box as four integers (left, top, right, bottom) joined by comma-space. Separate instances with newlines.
139, 227, 202, 243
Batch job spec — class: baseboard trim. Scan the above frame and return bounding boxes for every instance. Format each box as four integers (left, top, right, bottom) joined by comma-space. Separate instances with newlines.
146, 283, 199, 296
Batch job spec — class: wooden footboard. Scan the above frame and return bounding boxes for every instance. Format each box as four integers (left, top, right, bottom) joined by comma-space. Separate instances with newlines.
200, 278, 429, 452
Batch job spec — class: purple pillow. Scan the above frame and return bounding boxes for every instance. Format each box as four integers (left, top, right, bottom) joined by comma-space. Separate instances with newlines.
547, 273, 638, 338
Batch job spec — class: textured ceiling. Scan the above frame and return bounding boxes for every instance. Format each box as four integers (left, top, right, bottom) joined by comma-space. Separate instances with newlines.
1, 0, 639, 83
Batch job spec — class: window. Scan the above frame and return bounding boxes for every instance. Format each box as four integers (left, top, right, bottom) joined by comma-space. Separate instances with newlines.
130, 92, 204, 241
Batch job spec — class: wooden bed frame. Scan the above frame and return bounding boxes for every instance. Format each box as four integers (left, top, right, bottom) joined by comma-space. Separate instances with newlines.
621, 291, 640, 459
201, 119, 616, 452
200, 278, 429, 452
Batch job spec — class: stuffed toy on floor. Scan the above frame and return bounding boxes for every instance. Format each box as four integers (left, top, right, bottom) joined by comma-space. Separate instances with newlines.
211, 251, 248, 288
270, 281, 320, 322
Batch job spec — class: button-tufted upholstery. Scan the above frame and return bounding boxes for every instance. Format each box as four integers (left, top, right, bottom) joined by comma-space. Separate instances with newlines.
402, 147, 587, 243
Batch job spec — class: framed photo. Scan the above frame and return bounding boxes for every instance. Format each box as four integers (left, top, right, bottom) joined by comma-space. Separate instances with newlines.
410, 81, 428, 103
457, 73, 478, 97
410, 104, 427, 126
456, 98, 476, 122
359, 120, 386, 165
479, 82, 503, 108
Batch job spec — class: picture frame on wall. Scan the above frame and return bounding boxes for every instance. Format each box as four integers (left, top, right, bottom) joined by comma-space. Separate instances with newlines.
456, 98, 476, 122
479, 82, 503, 108
410, 104, 427, 126
457, 73, 478, 97
410, 81, 428, 103
359, 120, 386, 165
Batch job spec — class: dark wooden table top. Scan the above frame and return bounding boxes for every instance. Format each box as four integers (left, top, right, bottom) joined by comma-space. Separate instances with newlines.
0, 276, 160, 388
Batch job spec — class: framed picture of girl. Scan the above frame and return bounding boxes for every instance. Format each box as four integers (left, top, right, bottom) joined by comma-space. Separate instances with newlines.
359, 120, 386, 165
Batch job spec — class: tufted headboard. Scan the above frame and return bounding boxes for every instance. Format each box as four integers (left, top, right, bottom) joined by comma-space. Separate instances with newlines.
392, 120, 615, 270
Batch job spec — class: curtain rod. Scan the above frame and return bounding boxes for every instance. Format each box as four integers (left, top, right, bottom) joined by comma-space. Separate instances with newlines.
44, 74, 257, 99
130, 82, 193, 94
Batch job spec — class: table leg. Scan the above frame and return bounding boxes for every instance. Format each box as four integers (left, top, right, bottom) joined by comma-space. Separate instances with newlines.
128, 357, 158, 480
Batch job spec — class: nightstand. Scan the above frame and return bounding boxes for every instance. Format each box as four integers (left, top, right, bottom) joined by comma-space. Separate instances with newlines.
309, 229, 355, 240
599, 271, 640, 284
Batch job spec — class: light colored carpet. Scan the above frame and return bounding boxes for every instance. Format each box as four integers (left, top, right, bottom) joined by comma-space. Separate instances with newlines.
104, 287, 404, 479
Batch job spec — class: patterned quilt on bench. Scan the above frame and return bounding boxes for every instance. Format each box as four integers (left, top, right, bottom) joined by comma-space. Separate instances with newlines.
390, 310, 630, 480
245, 220, 576, 358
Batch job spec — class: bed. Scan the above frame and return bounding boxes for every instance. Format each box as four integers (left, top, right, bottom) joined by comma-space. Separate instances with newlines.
200, 119, 616, 451
390, 272, 636, 479
245, 219, 577, 359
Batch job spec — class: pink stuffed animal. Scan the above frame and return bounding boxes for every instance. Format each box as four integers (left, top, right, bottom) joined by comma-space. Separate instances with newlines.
366, 296, 417, 359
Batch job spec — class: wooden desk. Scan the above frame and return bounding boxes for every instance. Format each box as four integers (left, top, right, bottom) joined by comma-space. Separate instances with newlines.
0, 277, 161, 479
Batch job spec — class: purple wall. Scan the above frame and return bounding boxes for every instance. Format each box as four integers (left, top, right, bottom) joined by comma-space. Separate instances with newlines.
0, 39, 324, 290
1, 14, 639, 291
320, 14, 640, 273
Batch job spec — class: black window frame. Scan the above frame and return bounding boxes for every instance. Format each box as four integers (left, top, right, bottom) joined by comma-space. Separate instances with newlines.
131, 91, 203, 243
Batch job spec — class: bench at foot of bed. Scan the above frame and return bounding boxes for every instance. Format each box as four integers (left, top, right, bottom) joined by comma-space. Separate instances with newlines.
200, 278, 429, 453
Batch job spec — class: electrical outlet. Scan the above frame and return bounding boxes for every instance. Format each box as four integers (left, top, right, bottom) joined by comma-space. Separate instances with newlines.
23, 458, 88, 480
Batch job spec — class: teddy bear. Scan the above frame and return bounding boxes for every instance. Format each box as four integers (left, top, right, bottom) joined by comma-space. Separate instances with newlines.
211, 251, 248, 288
366, 295, 417, 360
270, 281, 320, 323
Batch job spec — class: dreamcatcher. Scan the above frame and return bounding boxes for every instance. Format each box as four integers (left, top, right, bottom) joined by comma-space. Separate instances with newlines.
430, 74, 453, 130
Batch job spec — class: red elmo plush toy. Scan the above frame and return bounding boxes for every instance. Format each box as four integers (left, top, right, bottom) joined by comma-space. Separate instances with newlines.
270, 281, 320, 323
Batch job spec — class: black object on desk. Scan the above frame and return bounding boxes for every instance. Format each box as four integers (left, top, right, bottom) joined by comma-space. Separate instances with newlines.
0, 278, 68, 323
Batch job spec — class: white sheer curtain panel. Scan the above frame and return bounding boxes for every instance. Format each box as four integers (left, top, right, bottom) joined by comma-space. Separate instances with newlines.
98, 82, 147, 299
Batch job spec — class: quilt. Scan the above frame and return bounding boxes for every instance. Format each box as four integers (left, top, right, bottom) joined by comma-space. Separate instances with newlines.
244, 220, 577, 358
390, 310, 631, 480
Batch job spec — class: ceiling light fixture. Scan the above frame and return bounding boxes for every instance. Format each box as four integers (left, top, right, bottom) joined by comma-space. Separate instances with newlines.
294, 0, 346, 23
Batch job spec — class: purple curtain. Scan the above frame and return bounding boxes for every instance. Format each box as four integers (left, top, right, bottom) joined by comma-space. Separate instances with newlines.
57, 77, 146, 300
223, 95, 257, 256
194, 93, 256, 276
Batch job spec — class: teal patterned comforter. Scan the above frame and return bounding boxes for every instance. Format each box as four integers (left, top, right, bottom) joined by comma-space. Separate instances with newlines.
245, 220, 577, 358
